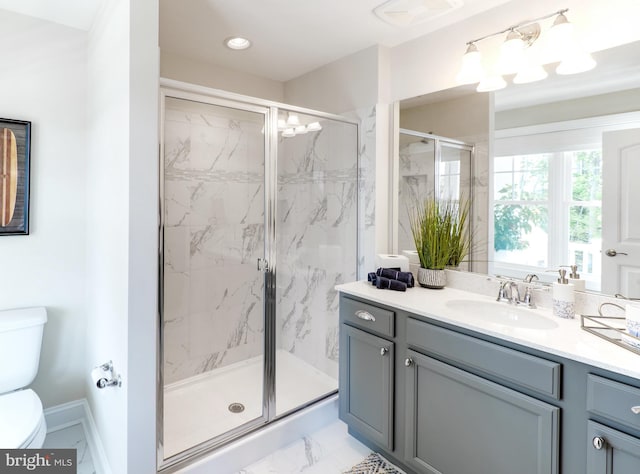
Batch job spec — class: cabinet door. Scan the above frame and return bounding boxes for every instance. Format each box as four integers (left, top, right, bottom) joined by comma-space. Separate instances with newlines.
339, 324, 394, 450
404, 350, 559, 474
587, 421, 640, 473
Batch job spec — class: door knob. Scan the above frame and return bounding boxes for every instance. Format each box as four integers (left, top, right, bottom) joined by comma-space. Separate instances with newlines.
380, 347, 388, 356
592, 436, 605, 450
632, 406, 640, 415
404, 358, 413, 367
605, 249, 628, 257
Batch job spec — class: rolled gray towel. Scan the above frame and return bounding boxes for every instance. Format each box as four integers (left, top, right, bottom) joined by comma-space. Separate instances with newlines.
375, 276, 407, 291
376, 267, 415, 287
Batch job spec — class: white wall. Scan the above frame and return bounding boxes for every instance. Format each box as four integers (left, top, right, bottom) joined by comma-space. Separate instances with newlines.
400, 93, 490, 138
0, 9, 87, 408
161, 50, 284, 102
496, 88, 640, 129
85, 1, 130, 471
127, 0, 159, 471
284, 46, 382, 114
390, 0, 640, 102
86, 0, 158, 472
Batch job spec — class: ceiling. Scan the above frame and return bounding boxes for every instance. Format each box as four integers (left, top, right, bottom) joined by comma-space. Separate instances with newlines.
159, 0, 513, 82
0, 0, 102, 30
0, 0, 513, 82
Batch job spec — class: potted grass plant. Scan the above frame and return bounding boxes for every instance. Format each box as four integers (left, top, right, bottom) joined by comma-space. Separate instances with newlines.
444, 197, 471, 268
409, 196, 470, 288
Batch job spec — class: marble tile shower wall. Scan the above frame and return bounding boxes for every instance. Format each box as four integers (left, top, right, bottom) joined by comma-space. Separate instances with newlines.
163, 103, 266, 384
163, 101, 367, 385
275, 118, 359, 380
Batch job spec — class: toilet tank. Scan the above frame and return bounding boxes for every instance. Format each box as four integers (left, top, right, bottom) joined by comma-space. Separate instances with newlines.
0, 307, 47, 394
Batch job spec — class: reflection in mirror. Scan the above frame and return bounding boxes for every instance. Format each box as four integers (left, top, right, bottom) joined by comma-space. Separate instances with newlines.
394, 41, 640, 297
397, 130, 474, 271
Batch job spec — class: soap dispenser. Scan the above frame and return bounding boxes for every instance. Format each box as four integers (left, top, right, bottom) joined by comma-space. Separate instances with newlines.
565, 264, 586, 292
552, 269, 575, 319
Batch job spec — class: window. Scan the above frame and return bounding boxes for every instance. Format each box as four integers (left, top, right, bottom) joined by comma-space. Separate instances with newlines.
490, 119, 606, 290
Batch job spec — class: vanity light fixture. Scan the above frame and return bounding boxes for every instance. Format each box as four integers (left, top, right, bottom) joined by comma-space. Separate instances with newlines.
456, 8, 596, 92
278, 114, 323, 138
224, 36, 252, 50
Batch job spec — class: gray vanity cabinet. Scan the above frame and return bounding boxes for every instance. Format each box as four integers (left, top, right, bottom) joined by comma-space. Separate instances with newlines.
404, 349, 559, 474
339, 323, 395, 450
338, 293, 640, 474
587, 421, 640, 473
586, 375, 640, 473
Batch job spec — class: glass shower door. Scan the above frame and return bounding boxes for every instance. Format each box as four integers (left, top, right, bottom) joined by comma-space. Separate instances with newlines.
273, 110, 359, 416
161, 96, 268, 460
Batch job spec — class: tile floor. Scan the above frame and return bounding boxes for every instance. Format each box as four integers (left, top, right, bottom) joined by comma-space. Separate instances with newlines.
43, 423, 96, 474
235, 420, 372, 474
44, 417, 371, 474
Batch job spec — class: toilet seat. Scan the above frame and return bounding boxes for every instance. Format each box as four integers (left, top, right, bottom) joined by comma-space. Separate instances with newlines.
0, 389, 46, 448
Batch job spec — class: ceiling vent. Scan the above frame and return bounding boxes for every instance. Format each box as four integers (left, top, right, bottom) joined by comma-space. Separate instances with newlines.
373, 0, 464, 27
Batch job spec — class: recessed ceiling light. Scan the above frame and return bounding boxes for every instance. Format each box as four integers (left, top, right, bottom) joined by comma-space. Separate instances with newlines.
224, 36, 251, 50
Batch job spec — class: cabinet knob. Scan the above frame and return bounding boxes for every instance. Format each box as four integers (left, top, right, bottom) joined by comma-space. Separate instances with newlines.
632, 406, 640, 415
355, 310, 376, 322
592, 436, 605, 450
380, 347, 388, 356
404, 358, 413, 367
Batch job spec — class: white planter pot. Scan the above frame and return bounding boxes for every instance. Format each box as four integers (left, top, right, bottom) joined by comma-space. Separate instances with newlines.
417, 267, 447, 289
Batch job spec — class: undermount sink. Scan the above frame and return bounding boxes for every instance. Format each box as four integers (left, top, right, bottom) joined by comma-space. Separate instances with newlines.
445, 299, 559, 330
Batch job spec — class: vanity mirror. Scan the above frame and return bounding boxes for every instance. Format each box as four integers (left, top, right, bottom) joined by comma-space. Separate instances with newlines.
392, 40, 640, 298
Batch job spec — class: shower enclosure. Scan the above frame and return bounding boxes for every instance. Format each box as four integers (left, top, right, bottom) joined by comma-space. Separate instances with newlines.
158, 84, 359, 469
396, 129, 474, 269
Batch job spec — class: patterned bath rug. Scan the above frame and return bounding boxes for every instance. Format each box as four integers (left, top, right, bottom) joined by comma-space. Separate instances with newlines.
343, 452, 406, 474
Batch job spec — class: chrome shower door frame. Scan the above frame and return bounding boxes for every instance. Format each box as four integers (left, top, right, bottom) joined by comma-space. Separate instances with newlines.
157, 80, 360, 472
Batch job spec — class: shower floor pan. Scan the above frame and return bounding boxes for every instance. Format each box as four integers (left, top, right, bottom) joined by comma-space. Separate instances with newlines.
163, 349, 337, 458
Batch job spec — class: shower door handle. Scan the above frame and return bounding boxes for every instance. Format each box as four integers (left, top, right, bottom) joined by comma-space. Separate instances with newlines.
257, 258, 269, 272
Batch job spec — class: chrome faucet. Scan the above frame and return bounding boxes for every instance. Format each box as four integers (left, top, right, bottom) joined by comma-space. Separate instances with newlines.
507, 281, 521, 305
496, 279, 536, 308
496, 280, 511, 303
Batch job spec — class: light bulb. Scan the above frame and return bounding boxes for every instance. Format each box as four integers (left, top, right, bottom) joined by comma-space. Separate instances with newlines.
499, 30, 525, 75
456, 43, 484, 84
306, 122, 322, 131
224, 36, 251, 50
514, 46, 548, 84
286, 113, 300, 126
282, 128, 296, 138
294, 125, 308, 134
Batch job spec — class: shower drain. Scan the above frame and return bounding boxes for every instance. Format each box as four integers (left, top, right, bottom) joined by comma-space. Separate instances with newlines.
228, 402, 245, 413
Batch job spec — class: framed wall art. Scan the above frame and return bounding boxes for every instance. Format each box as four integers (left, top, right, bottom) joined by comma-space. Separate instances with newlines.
0, 118, 31, 235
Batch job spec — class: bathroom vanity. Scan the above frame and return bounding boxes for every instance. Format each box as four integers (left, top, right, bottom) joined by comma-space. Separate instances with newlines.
337, 281, 640, 474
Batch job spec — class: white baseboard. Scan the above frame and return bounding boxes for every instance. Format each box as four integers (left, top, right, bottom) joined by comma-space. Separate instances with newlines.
44, 398, 112, 474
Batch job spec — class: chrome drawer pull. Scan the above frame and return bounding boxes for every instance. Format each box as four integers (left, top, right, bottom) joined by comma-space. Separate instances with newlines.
380, 347, 388, 356
355, 310, 376, 322
632, 406, 640, 415
592, 436, 605, 450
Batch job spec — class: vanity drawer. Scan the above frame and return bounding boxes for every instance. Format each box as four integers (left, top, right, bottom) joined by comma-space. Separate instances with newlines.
406, 318, 561, 399
587, 374, 640, 431
341, 297, 395, 338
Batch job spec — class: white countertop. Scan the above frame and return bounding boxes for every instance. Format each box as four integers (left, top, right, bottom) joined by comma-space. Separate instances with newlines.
336, 281, 640, 381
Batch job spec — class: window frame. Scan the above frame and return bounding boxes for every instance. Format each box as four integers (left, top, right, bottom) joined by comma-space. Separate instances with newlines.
489, 112, 640, 289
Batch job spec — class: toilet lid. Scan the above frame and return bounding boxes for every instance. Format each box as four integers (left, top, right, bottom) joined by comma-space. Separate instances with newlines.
0, 389, 44, 448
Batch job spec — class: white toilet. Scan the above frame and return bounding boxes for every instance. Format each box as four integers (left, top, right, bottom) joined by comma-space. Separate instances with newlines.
0, 307, 48, 448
